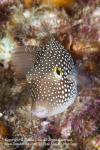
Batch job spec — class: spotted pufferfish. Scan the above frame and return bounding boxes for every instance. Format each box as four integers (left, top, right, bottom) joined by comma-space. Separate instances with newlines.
11, 36, 77, 118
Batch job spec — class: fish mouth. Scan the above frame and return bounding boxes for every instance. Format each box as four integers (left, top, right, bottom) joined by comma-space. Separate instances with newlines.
32, 106, 48, 118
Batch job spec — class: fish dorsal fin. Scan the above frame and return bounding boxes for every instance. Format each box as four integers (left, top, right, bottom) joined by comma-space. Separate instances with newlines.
10, 46, 37, 79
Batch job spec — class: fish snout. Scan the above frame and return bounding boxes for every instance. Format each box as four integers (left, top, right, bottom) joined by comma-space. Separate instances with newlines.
32, 102, 49, 118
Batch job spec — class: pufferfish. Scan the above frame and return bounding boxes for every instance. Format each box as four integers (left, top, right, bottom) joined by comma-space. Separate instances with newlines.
11, 36, 77, 118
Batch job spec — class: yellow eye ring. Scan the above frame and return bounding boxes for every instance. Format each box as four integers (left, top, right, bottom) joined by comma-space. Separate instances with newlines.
53, 67, 63, 79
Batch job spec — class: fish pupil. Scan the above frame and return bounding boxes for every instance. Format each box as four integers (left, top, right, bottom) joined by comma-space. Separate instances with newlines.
56, 68, 61, 76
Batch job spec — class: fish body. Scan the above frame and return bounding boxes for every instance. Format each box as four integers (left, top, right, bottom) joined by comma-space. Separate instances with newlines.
26, 37, 77, 118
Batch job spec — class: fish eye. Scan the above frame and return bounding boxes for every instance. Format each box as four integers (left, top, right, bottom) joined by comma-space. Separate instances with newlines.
53, 67, 63, 80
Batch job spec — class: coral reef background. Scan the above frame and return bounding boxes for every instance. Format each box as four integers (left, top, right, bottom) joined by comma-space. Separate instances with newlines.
0, 0, 100, 149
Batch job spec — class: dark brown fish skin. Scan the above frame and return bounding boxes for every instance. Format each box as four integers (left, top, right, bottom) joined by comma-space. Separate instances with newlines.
26, 37, 77, 118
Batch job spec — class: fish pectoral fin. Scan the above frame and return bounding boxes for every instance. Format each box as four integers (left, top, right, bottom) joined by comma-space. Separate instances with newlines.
10, 46, 37, 80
